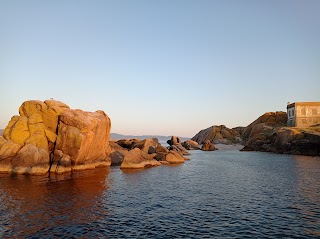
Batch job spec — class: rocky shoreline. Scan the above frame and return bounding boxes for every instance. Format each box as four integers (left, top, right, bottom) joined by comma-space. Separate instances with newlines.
191, 111, 320, 156
0, 99, 319, 175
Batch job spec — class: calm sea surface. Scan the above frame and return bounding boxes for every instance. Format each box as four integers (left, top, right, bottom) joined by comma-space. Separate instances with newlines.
0, 150, 320, 238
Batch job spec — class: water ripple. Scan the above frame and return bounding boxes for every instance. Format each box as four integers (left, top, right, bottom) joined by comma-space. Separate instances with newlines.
0, 152, 320, 238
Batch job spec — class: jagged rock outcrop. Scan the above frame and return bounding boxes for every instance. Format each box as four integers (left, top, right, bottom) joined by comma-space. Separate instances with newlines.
0, 99, 112, 175
201, 140, 217, 151
120, 148, 161, 169
191, 125, 243, 145
241, 112, 320, 156
167, 136, 190, 155
241, 111, 287, 142
167, 136, 181, 146
115, 138, 159, 154
181, 140, 200, 150
113, 137, 188, 166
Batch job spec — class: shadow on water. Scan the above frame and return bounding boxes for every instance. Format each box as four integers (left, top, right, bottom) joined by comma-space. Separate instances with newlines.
0, 167, 110, 238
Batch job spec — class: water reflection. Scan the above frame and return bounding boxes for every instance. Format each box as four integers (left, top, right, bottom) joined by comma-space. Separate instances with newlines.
0, 168, 110, 238
293, 156, 320, 237
1, 153, 320, 238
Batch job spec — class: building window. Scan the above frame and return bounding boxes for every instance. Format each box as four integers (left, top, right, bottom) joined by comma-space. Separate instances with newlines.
312, 109, 317, 115
288, 111, 291, 117
292, 109, 294, 116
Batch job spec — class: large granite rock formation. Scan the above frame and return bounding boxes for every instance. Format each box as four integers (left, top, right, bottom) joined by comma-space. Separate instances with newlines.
120, 148, 161, 169
240, 112, 320, 156
52, 109, 112, 173
191, 125, 243, 145
0, 100, 112, 175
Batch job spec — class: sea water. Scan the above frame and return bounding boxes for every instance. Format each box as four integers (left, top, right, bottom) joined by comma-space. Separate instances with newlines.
0, 150, 319, 238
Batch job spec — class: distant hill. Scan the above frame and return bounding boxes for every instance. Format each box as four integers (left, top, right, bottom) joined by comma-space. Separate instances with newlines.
0, 129, 3, 136
110, 133, 190, 143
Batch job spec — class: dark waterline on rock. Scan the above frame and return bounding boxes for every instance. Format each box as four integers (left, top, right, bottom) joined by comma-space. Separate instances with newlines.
1, 150, 320, 238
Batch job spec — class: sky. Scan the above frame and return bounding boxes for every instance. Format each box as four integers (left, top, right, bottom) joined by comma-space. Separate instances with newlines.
1, 0, 319, 137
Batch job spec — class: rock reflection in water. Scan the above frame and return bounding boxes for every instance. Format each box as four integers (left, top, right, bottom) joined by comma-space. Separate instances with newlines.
1, 152, 320, 238
0, 168, 110, 238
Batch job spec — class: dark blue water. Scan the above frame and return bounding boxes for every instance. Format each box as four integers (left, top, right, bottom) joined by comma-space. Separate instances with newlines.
0, 150, 320, 238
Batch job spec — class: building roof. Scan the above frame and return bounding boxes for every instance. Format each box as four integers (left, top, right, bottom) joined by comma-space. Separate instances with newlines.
287, 102, 320, 109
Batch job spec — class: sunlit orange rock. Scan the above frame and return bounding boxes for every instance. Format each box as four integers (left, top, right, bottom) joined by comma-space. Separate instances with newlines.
120, 148, 161, 169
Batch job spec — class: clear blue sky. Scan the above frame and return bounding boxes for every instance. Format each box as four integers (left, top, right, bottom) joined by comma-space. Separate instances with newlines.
1, 0, 319, 137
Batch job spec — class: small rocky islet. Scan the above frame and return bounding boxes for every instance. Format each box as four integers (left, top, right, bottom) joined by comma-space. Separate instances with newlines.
0, 99, 319, 175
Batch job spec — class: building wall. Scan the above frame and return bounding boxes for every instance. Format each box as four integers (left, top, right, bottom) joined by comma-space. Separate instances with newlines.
295, 104, 320, 127
287, 107, 295, 127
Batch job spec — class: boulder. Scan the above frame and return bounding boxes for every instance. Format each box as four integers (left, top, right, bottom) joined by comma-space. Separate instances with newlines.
109, 151, 126, 166
155, 144, 169, 153
167, 136, 181, 146
164, 151, 185, 164
55, 109, 112, 167
11, 144, 50, 175
191, 125, 242, 145
182, 140, 200, 150
169, 144, 191, 155
0, 99, 113, 174
201, 140, 217, 151
109, 141, 128, 166
154, 152, 167, 161
120, 148, 161, 169
0, 142, 50, 175
131, 138, 159, 154
116, 138, 141, 149
115, 138, 159, 154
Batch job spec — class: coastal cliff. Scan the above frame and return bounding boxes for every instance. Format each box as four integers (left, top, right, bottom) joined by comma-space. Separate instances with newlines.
241, 112, 320, 156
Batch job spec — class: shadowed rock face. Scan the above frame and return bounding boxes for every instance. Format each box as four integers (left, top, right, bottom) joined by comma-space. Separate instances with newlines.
0, 100, 112, 175
241, 112, 320, 156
